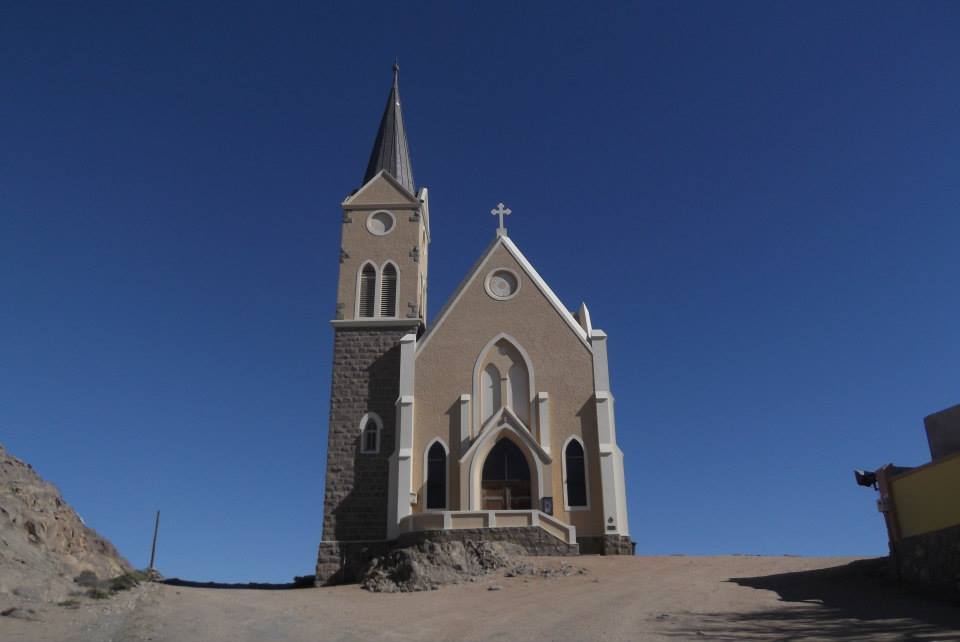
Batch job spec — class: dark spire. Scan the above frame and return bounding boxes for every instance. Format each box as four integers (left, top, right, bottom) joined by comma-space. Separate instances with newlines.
362, 63, 414, 194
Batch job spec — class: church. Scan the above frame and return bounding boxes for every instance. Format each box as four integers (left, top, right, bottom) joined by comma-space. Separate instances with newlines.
316, 67, 631, 583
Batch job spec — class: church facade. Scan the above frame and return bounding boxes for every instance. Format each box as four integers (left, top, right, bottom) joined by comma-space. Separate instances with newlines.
317, 68, 631, 583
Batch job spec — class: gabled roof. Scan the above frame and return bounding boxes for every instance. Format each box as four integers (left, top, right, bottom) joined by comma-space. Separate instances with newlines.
362, 64, 414, 194
342, 169, 419, 208
416, 234, 591, 353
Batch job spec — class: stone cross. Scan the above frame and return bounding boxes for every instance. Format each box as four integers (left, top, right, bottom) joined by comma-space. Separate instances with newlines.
491, 202, 511, 236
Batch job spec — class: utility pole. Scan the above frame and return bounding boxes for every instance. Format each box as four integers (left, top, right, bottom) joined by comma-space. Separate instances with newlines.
148, 510, 160, 572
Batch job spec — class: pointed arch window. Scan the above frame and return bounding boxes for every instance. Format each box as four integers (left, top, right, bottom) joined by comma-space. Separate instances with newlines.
380, 263, 397, 317
564, 438, 588, 509
481, 363, 502, 425
358, 264, 377, 318
359, 413, 382, 454
507, 361, 530, 424
474, 336, 533, 431
425, 441, 447, 510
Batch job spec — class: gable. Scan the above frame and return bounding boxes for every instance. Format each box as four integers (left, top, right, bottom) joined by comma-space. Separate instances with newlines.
417, 236, 589, 356
343, 170, 419, 209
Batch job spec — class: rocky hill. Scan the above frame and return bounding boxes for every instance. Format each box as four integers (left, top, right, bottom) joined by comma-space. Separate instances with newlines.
0, 444, 131, 602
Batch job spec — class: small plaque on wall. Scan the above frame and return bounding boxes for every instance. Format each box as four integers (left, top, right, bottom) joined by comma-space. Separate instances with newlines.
541, 497, 554, 515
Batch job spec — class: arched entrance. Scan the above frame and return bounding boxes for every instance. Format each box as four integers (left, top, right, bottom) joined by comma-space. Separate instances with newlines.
481, 438, 532, 510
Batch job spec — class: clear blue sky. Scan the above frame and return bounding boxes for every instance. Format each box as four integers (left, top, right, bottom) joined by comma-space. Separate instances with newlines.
2, 2, 958, 583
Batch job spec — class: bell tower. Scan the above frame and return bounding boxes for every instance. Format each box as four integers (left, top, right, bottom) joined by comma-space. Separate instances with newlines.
316, 65, 429, 584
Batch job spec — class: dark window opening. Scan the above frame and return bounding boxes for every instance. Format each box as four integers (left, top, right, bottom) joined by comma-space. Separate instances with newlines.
363, 426, 378, 453
426, 442, 447, 509
565, 440, 587, 507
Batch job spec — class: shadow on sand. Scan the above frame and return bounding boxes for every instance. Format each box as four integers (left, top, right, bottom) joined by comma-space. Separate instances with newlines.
664, 558, 960, 640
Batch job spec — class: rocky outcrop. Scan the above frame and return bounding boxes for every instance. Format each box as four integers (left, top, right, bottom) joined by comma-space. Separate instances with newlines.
0, 444, 131, 602
360, 539, 587, 592
361, 540, 522, 592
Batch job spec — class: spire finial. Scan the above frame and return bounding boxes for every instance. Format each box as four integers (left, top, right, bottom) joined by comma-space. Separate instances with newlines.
393, 60, 399, 80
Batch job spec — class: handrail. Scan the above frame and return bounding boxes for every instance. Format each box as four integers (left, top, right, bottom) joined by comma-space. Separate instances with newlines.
400, 509, 577, 545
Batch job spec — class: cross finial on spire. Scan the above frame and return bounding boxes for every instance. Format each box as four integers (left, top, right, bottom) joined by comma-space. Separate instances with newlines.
392, 61, 400, 105
491, 202, 512, 237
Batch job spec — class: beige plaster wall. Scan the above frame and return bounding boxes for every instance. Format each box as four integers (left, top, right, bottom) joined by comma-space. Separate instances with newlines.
412, 241, 604, 536
336, 175, 425, 320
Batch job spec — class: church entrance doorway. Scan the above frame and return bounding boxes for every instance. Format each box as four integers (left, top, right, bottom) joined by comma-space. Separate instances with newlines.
481, 438, 532, 510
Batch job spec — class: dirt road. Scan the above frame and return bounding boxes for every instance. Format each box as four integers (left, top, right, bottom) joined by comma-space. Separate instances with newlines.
3, 556, 958, 641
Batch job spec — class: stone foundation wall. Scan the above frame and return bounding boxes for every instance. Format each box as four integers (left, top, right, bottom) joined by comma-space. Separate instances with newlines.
397, 527, 579, 556
577, 535, 635, 555
317, 526, 579, 585
316, 540, 390, 586
602, 534, 635, 555
894, 523, 960, 593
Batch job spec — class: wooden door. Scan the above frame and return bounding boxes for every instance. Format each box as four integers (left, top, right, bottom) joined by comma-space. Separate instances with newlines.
481, 439, 532, 510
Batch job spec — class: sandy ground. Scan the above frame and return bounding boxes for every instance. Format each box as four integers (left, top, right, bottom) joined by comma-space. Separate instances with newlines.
3, 556, 959, 642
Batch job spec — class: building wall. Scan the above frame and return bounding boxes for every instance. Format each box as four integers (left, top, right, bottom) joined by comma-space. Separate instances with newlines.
893, 523, 960, 592
336, 174, 424, 321
412, 242, 604, 537
891, 452, 960, 538
924, 404, 960, 462
320, 326, 413, 544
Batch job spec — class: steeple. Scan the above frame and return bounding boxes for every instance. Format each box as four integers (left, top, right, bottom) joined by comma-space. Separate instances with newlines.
363, 63, 415, 194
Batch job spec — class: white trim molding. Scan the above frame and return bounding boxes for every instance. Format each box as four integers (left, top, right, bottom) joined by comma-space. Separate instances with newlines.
354, 260, 379, 319
536, 392, 551, 455
416, 235, 591, 354
422, 437, 450, 511
388, 333, 418, 539
400, 509, 577, 546
561, 435, 591, 512
460, 406, 552, 512
458, 394, 471, 456
366, 209, 396, 236
342, 169, 419, 207
330, 319, 420, 328
352, 260, 401, 321
471, 333, 536, 438
379, 259, 400, 319
359, 412, 383, 455
484, 267, 521, 301
589, 329, 629, 537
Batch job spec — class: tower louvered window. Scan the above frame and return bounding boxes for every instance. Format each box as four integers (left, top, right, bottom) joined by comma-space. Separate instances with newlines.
359, 264, 376, 318
380, 264, 397, 317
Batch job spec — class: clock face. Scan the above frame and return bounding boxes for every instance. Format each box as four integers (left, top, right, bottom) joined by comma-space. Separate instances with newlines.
486, 269, 519, 300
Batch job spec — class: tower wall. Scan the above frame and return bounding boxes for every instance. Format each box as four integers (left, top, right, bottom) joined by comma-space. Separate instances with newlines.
316, 324, 416, 583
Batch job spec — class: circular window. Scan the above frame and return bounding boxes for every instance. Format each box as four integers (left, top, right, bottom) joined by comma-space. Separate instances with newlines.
366, 210, 395, 236
485, 269, 520, 300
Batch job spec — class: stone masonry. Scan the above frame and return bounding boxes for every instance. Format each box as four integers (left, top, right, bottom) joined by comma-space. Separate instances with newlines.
893, 522, 960, 594
316, 324, 417, 584
577, 535, 636, 555
397, 527, 580, 556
